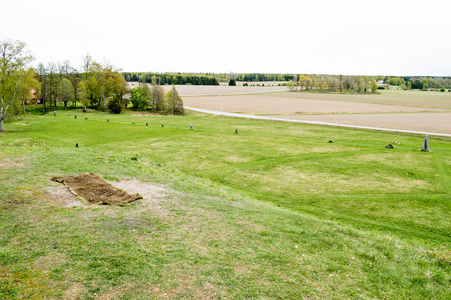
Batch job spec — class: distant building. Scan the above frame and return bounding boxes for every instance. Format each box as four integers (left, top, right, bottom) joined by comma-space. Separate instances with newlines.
25, 89, 39, 105
376, 80, 387, 87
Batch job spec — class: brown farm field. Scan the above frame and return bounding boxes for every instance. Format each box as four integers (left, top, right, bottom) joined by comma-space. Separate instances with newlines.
275, 89, 451, 110
180, 87, 451, 134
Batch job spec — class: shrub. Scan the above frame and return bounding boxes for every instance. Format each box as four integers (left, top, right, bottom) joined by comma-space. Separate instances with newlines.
440, 88, 445, 92
228, 79, 236, 86
243, 83, 248, 86
377, 86, 385, 90
107, 98, 122, 114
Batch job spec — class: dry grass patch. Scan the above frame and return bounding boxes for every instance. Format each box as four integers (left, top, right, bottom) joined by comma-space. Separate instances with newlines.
63, 282, 83, 300
0, 158, 25, 170
223, 155, 251, 163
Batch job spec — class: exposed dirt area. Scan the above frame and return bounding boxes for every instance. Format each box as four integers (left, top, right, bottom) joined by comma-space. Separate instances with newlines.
52, 173, 142, 205
44, 183, 83, 207
183, 94, 445, 114
111, 179, 171, 216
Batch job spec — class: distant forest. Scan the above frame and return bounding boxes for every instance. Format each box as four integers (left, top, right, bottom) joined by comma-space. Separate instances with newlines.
123, 72, 451, 89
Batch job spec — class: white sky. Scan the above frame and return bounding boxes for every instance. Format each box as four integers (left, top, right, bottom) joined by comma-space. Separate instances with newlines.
1, 0, 450, 76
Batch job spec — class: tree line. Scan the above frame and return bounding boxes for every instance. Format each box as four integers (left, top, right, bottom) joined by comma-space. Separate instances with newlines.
123, 72, 219, 86
286, 75, 380, 93
385, 76, 451, 90
36, 54, 128, 113
284, 74, 451, 93
0, 39, 186, 131
123, 72, 296, 84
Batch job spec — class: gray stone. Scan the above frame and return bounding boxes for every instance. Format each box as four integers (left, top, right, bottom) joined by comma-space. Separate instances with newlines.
421, 135, 429, 152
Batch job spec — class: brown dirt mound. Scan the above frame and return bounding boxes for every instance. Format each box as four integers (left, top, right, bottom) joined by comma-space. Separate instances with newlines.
51, 173, 142, 205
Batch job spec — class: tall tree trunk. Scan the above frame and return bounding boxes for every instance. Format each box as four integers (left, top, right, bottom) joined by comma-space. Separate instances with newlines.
0, 118, 4, 131
64, 101, 67, 110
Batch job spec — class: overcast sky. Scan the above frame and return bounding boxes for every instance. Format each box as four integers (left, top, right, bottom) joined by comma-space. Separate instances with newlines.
2, 0, 450, 76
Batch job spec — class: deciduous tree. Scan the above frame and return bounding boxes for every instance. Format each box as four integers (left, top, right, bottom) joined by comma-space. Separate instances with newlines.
58, 78, 74, 110
0, 39, 34, 131
167, 85, 184, 115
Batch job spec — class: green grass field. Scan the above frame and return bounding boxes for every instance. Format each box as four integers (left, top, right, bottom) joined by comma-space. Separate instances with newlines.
1, 110, 450, 299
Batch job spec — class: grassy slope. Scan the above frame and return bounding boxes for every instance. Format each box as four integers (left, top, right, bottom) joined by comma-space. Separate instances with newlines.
1, 111, 450, 299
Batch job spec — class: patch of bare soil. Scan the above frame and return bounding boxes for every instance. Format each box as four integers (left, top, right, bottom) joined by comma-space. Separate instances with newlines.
52, 173, 142, 205
111, 179, 170, 216
44, 182, 83, 207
